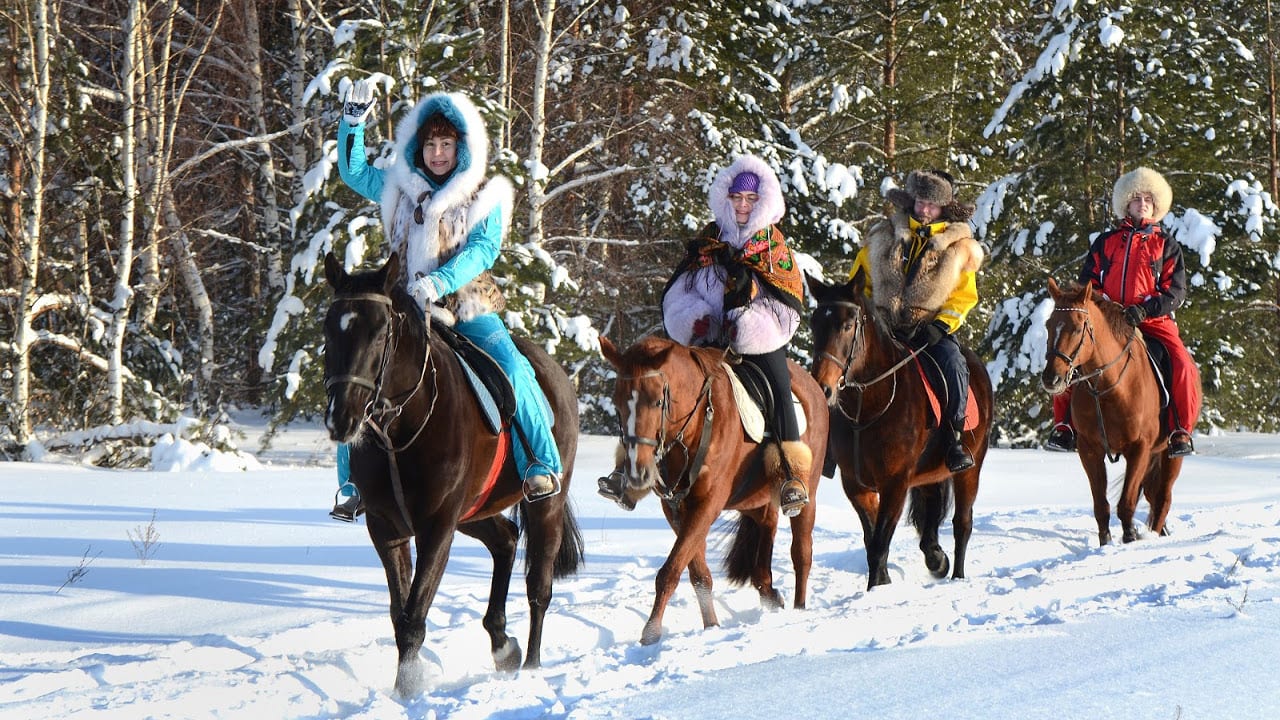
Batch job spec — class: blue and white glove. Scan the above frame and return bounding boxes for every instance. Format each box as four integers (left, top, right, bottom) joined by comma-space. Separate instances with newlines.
409, 275, 441, 307
343, 79, 376, 126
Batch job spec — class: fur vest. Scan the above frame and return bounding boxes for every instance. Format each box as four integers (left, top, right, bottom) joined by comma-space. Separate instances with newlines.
864, 210, 984, 329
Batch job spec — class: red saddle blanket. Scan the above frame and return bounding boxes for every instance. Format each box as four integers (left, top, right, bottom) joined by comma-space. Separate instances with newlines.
914, 360, 979, 431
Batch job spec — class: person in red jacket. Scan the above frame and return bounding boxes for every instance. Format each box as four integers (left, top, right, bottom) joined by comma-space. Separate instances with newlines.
1045, 167, 1201, 457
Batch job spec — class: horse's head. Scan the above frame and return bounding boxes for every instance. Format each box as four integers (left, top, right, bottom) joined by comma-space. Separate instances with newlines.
600, 336, 693, 494
807, 269, 873, 405
1041, 277, 1095, 395
322, 252, 406, 442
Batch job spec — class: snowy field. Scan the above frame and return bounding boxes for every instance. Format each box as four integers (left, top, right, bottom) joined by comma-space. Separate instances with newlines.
2, 419, 1279, 719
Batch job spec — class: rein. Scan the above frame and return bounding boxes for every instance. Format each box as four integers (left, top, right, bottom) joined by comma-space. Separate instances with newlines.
325, 292, 437, 530
1048, 304, 1142, 462
619, 360, 717, 506
815, 300, 922, 428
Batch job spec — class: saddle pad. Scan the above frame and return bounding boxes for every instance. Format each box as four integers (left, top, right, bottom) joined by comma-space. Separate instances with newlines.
433, 319, 516, 436
723, 363, 807, 443
913, 360, 979, 431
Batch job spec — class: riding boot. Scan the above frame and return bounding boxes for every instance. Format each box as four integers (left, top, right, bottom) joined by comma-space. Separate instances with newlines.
596, 468, 636, 511
945, 422, 975, 473
766, 441, 812, 518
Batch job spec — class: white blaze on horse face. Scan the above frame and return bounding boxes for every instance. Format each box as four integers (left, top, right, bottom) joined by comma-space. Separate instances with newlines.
626, 387, 641, 473
339, 311, 359, 332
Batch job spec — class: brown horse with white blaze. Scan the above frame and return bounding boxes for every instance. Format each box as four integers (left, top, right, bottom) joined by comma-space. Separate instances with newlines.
1042, 278, 1185, 545
808, 271, 993, 590
600, 335, 828, 645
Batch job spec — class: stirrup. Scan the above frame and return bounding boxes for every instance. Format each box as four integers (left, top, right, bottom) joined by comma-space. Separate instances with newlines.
330, 485, 364, 522
1045, 424, 1077, 453
523, 474, 561, 503
1167, 431, 1195, 458
596, 470, 636, 511
779, 479, 809, 518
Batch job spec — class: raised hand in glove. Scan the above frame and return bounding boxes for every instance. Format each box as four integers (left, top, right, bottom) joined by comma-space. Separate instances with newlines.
1122, 303, 1147, 326
343, 79, 377, 126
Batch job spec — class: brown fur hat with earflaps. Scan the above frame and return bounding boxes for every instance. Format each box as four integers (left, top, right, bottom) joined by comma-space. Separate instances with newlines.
884, 169, 975, 223
1111, 166, 1172, 223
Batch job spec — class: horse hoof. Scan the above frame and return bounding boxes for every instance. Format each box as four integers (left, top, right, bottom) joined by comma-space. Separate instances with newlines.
640, 624, 662, 646
493, 637, 522, 673
927, 552, 951, 579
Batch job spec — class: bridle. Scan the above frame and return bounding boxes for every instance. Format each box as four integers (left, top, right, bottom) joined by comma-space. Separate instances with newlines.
324, 292, 436, 452
814, 299, 921, 427
1046, 305, 1139, 394
617, 360, 717, 505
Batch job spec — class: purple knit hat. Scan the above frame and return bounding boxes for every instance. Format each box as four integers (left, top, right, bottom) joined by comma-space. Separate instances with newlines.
728, 171, 761, 194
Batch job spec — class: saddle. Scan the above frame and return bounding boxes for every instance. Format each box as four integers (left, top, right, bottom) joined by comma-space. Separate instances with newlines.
432, 319, 516, 436
722, 361, 807, 443
1141, 333, 1176, 431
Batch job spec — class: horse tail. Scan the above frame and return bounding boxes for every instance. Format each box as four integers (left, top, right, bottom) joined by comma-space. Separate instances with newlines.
908, 479, 954, 534
516, 500, 585, 579
724, 514, 767, 587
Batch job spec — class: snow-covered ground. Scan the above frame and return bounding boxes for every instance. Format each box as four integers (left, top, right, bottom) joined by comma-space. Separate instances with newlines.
2, 419, 1278, 719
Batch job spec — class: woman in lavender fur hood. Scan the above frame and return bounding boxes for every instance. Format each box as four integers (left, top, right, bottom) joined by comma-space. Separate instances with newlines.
657, 154, 811, 516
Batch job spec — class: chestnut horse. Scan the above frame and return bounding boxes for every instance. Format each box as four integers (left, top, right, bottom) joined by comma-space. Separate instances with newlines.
322, 252, 583, 696
808, 271, 993, 590
599, 336, 828, 645
1042, 278, 1185, 545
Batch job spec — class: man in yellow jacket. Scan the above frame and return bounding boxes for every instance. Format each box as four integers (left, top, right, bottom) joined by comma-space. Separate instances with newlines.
850, 169, 984, 472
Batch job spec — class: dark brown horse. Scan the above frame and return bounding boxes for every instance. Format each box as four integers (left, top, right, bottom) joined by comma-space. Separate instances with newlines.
322, 252, 583, 697
599, 335, 828, 645
1042, 278, 1184, 545
808, 271, 993, 590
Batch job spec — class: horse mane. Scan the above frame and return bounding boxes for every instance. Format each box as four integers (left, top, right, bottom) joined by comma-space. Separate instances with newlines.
1057, 280, 1137, 343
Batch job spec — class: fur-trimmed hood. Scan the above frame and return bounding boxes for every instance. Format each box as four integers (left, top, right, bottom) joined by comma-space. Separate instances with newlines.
1111, 166, 1172, 223
884, 169, 974, 223
385, 91, 491, 210
379, 92, 513, 288
708, 154, 786, 246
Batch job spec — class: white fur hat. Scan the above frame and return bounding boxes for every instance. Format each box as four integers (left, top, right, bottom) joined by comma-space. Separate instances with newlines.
1111, 167, 1173, 222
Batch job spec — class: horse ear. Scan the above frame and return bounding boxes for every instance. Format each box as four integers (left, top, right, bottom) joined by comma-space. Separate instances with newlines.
324, 252, 344, 288
849, 266, 868, 298
1080, 281, 1093, 301
600, 336, 623, 369
382, 253, 402, 295
803, 271, 829, 298
1047, 276, 1061, 299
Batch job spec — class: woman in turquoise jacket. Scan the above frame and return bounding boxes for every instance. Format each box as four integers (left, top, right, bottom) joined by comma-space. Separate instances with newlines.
329, 80, 561, 521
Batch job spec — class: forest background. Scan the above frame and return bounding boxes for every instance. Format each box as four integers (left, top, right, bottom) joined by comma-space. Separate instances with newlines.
3, 0, 1278, 463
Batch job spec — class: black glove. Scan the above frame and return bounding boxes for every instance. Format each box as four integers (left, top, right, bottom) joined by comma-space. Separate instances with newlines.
1122, 304, 1147, 326
908, 321, 948, 350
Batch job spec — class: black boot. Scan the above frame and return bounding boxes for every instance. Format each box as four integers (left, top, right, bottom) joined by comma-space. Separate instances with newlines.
945, 425, 975, 473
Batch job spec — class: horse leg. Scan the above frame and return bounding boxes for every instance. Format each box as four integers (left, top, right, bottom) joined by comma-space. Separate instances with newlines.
519, 499, 572, 669
841, 470, 880, 572
1143, 456, 1180, 536
788, 500, 816, 609
950, 470, 979, 580
744, 509, 784, 610
642, 503, 718, 645
865, 483, 909, 590
458, 516, 522, 673
390, 522, 457, 698
1079, 450, 1113, 546
686, 552, 720, 628
1117, 451, 1152, 543
910, 483, 950, 578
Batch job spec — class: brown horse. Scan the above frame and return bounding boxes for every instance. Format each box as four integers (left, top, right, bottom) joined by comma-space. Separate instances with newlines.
599, 335, 828, 645
322, 252, 583, 697
808, 271, 993, 590
1042, 278, 1184, 545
